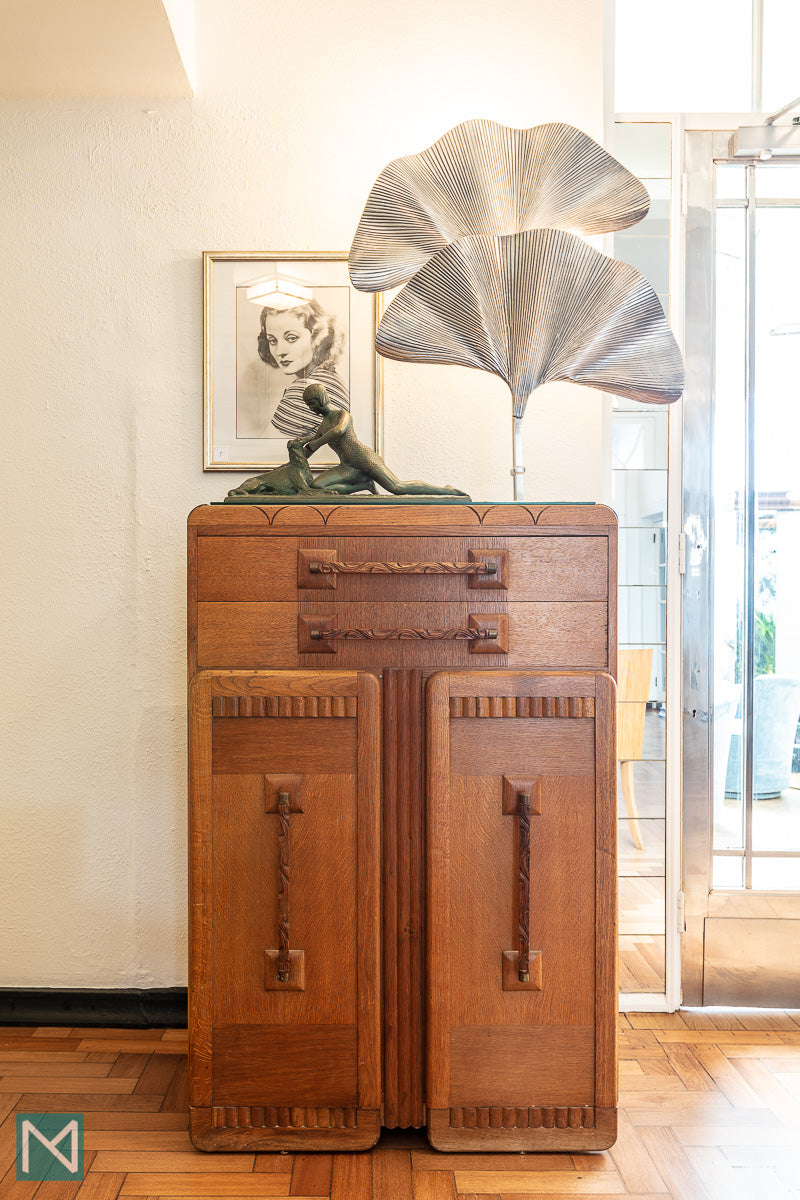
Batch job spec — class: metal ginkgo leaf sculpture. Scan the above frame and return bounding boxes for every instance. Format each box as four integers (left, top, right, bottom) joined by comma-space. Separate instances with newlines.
375, 228, 684, 485
349, 119, 650, 292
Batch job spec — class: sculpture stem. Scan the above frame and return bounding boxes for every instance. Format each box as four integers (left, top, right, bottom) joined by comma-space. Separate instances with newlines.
511, 414, 525, 501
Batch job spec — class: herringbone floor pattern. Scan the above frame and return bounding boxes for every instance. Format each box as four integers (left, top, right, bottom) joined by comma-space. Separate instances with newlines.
2, 1011, 800, 1198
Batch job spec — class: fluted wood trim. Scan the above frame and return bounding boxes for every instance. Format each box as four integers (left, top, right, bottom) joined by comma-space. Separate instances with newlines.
211, 695, 357, 717
383, 667, 426, 1129
449, 694, 594, 717
448, 1104, 596, 1129
211, 1105, 360, 1130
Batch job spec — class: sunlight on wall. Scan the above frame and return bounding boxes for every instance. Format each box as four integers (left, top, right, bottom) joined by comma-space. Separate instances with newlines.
0, 0, 607, 986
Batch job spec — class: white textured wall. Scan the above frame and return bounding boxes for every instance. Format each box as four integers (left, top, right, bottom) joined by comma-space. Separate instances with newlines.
0, 0, 605, 986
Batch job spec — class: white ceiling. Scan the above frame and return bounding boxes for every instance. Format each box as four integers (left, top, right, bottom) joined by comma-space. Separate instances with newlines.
0, 0, 194, 98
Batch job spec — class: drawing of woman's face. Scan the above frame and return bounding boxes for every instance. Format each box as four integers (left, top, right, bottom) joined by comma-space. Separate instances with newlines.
263, 312, 314, 377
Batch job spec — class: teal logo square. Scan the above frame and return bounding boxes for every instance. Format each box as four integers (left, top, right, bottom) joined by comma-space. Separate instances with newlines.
16, 1114, 84, 1181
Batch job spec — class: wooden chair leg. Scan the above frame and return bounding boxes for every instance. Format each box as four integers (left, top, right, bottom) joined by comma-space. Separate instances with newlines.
620, 760, 643, 850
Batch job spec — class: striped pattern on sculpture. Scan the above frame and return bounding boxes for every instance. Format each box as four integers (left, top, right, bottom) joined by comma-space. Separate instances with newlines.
271, 368, 349, 438
374, 228, 684, 414
349, 120, 650, 292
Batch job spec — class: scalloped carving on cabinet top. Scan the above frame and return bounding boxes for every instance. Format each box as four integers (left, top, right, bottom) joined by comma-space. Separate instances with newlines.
189, 503, 617, 530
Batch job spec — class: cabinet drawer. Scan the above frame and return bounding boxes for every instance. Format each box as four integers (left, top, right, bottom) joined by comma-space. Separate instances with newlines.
196, 600, 609, 670
196, 535, 610, 604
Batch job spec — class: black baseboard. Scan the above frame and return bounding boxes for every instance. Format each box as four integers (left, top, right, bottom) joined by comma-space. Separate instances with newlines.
0, 988, 188, 1028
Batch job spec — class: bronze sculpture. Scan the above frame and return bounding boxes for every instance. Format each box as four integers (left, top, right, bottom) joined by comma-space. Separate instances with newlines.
227, 383, 470, 500
225, 438, 321, 497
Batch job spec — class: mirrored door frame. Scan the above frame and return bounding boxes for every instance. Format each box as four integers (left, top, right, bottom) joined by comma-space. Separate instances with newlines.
614, 114, 686, 1013
682, 129, 800, 1005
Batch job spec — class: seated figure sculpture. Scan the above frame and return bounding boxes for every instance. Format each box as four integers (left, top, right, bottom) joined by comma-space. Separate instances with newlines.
227, 382, 470, 499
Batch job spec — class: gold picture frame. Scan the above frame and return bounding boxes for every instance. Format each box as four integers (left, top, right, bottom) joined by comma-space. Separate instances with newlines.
203, 251, 383, 471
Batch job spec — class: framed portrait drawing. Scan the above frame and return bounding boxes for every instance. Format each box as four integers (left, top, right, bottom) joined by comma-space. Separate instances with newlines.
203, 251, 383, 470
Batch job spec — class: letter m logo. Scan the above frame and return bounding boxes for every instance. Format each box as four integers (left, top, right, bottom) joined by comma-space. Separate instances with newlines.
16, 1114, 84, 1181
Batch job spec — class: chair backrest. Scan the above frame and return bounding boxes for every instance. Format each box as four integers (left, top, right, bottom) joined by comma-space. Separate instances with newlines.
617, 647, 653, 762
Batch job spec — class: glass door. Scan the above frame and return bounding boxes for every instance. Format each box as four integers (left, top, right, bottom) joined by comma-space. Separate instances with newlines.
612, 122, 674, 1004
683, 135, 800, 1005
714, 163, 800, 891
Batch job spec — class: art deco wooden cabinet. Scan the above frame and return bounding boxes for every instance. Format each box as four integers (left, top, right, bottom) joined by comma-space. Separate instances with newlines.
188, 501, 618, 1153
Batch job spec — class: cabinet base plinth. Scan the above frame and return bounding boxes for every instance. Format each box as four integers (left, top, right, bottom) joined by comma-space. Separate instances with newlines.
190, 1106, 380, 1151
427, 1106, 617, 1151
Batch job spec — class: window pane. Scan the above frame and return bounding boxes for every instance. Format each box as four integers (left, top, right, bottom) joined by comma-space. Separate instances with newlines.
619, 687, 666, 761
755, 165, 800, 200
751, 203, 800, 857
618, 529, 666, 586
614, 125, 672, 324
617, 759, 666, 818
619, 935, 665, 992
615, 0, 752, 112
619, 818, 666, 875
613, 238, 670, 298
716, 165, 746, 201
613, 123, 670, 992
620, 586, 667, 644
762, 0, 800, 112
713, 205, 746, 861
614, 124, 672, 178
612, 469, 667, 528
713, 855, 744, 888
751, 857, 800, 889
619, 876, 665, 934
612, 412, 669, 470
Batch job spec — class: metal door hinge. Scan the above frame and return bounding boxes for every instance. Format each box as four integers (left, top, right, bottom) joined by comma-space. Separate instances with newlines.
678, 532, 687, 575
677, 890, 686, 933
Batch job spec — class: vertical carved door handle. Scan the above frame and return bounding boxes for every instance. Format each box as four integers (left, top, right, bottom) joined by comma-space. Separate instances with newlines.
501, 776, 541, 991
276, 791, 291, 982
265, 781, 305, 991
517, 792, 531, 982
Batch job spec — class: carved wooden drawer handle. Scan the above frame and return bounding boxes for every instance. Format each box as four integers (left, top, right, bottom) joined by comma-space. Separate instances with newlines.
310, 625, 497, 642
309, 559, 497, 576
298, 613, 509, 654
297, 548, 507, 590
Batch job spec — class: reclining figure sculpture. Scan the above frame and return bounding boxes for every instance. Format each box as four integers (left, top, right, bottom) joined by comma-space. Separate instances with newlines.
227, 382, 470, 500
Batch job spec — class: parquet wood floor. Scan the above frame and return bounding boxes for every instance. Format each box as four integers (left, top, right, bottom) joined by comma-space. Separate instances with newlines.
2, 1012, 800, 1199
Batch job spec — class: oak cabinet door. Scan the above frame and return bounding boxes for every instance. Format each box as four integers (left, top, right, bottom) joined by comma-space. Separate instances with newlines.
189, 670, 381, 1150
426, 670, 617, 1151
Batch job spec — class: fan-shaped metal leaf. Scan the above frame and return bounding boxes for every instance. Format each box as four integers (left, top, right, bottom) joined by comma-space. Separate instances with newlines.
349, 120, 650, 292
374, 229, 684, 414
